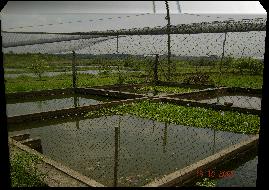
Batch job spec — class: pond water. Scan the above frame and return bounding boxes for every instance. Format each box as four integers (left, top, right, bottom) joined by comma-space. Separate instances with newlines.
6, 94, 114, 117
4, 69, 140, 78
199, 96, 261, 110
8, 114, 254, 187
216, 156, 258, 187
187, 148, 258, 187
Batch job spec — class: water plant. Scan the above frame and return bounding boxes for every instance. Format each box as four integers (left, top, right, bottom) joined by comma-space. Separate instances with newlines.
196, 178, 216, 187
86, 101, 260, 134
136, 85, 194, 94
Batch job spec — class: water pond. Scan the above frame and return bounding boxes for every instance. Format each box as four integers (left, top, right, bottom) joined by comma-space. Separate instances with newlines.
6, 94, 116, 117
199, 95, 261, 110
8, 114, 254, 187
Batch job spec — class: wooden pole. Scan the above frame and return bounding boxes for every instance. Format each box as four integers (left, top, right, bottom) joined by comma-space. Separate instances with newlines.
72, 51, 77, 89
154, 54, 159, 84
217, 32, 227, 103
113, 126, 119, 187
165, 1, 171, 81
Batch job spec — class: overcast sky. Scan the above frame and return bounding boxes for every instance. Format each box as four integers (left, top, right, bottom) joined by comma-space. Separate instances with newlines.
0, 1, 266, 32
1, 1, 266, 14
1, 1, 266, 59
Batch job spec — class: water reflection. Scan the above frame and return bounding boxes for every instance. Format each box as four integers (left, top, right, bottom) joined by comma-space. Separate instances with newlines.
162, 123, 168, 153
8, 114, 253, 187
199, 96, 261, 110
7, 95, 103, 116
114, 126, 119, 187
4, 69, 141, 79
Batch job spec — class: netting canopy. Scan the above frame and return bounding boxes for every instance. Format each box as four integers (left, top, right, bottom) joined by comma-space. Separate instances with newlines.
1, 15, 266, 57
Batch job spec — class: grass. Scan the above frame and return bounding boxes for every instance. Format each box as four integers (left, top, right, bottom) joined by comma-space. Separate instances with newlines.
136, 85, 195, 94
10, 147, 46, 187
4, 54, 263, 93
86, 101, 260, 134
4, 71, 263, 93
167, 73, 263, 89
4, 72, 147, 93
215, 74, 263, 89
195, 178, 216, 187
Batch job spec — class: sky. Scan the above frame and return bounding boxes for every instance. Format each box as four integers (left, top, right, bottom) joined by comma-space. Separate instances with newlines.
1, 1, 266, 14
0, 1, 266, 32
0, 1, 267, 59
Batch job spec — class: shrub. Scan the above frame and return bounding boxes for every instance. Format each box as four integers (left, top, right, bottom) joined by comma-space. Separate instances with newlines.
183, 72, 214, 85
234, 57, 263, 75
10, 151, 46, 187
29, 54, 47, 80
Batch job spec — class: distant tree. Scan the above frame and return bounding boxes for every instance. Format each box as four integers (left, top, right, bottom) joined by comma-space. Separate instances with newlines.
30, 54, 47, 80
234, 57, 263, 75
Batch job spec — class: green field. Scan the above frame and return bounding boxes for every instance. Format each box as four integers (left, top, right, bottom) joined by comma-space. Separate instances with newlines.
3, 53, 263, 93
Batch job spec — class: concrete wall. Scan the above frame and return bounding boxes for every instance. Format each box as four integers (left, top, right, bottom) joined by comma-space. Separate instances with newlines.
144, 135, 258, 187
7, 97, 148, 124
9, 136, 105, 187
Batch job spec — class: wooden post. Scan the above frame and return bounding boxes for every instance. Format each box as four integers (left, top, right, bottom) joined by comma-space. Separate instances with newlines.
116, 35, 119, 54
217, 32, 227, 103
165, 1, 171, 81
162, 122, 168, 153
154, 54, 159, 85
72, 51, 77, 89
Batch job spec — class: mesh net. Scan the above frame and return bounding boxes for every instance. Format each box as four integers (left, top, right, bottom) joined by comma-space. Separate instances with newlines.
4, 13, 265, 187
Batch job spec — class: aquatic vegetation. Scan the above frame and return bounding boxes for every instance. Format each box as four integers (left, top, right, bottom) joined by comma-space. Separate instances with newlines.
86, 101, 260, 134
136, 85, 194, 94
196, 178, 216, 187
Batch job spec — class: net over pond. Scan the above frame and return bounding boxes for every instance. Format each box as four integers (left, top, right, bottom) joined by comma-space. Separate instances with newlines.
8, 114, 255, 187
6, 94, 116, 117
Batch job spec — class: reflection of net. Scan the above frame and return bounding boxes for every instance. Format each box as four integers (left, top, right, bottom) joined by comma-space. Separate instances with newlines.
8, 114, 253, 187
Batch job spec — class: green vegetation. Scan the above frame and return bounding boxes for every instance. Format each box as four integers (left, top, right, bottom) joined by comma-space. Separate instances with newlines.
216, 74, 263, 89
10, 150, 46, 187
136, 85, 195, 94
196, 178, 216, 187
3, 53, 263, 93
29, 54, 47, 80
4, 72, 262, 93
182, 73, 214, 85
86, 101, 260, 134
4, 73, 146, 92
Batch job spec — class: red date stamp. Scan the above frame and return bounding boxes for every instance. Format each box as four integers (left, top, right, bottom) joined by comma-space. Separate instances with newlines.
196, 169, 235, 178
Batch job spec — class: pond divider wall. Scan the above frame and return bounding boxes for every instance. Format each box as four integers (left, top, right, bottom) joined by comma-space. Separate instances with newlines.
9, 133, 258, 187
75, 87, 144, 99
5, 87, 145, 102
20, 137, 43, 153
156, 97, 261, 116
7, 86, 261, 124
144, 135, 259, 187
166, 87, 262, 100
9, 137, 105, 187
6, 88, 74, 100
10, 133, 30, 141
90, 83, 149, 90
7, 86, 260, 187
7, 97, 148, 124
90, 82, 215, 91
